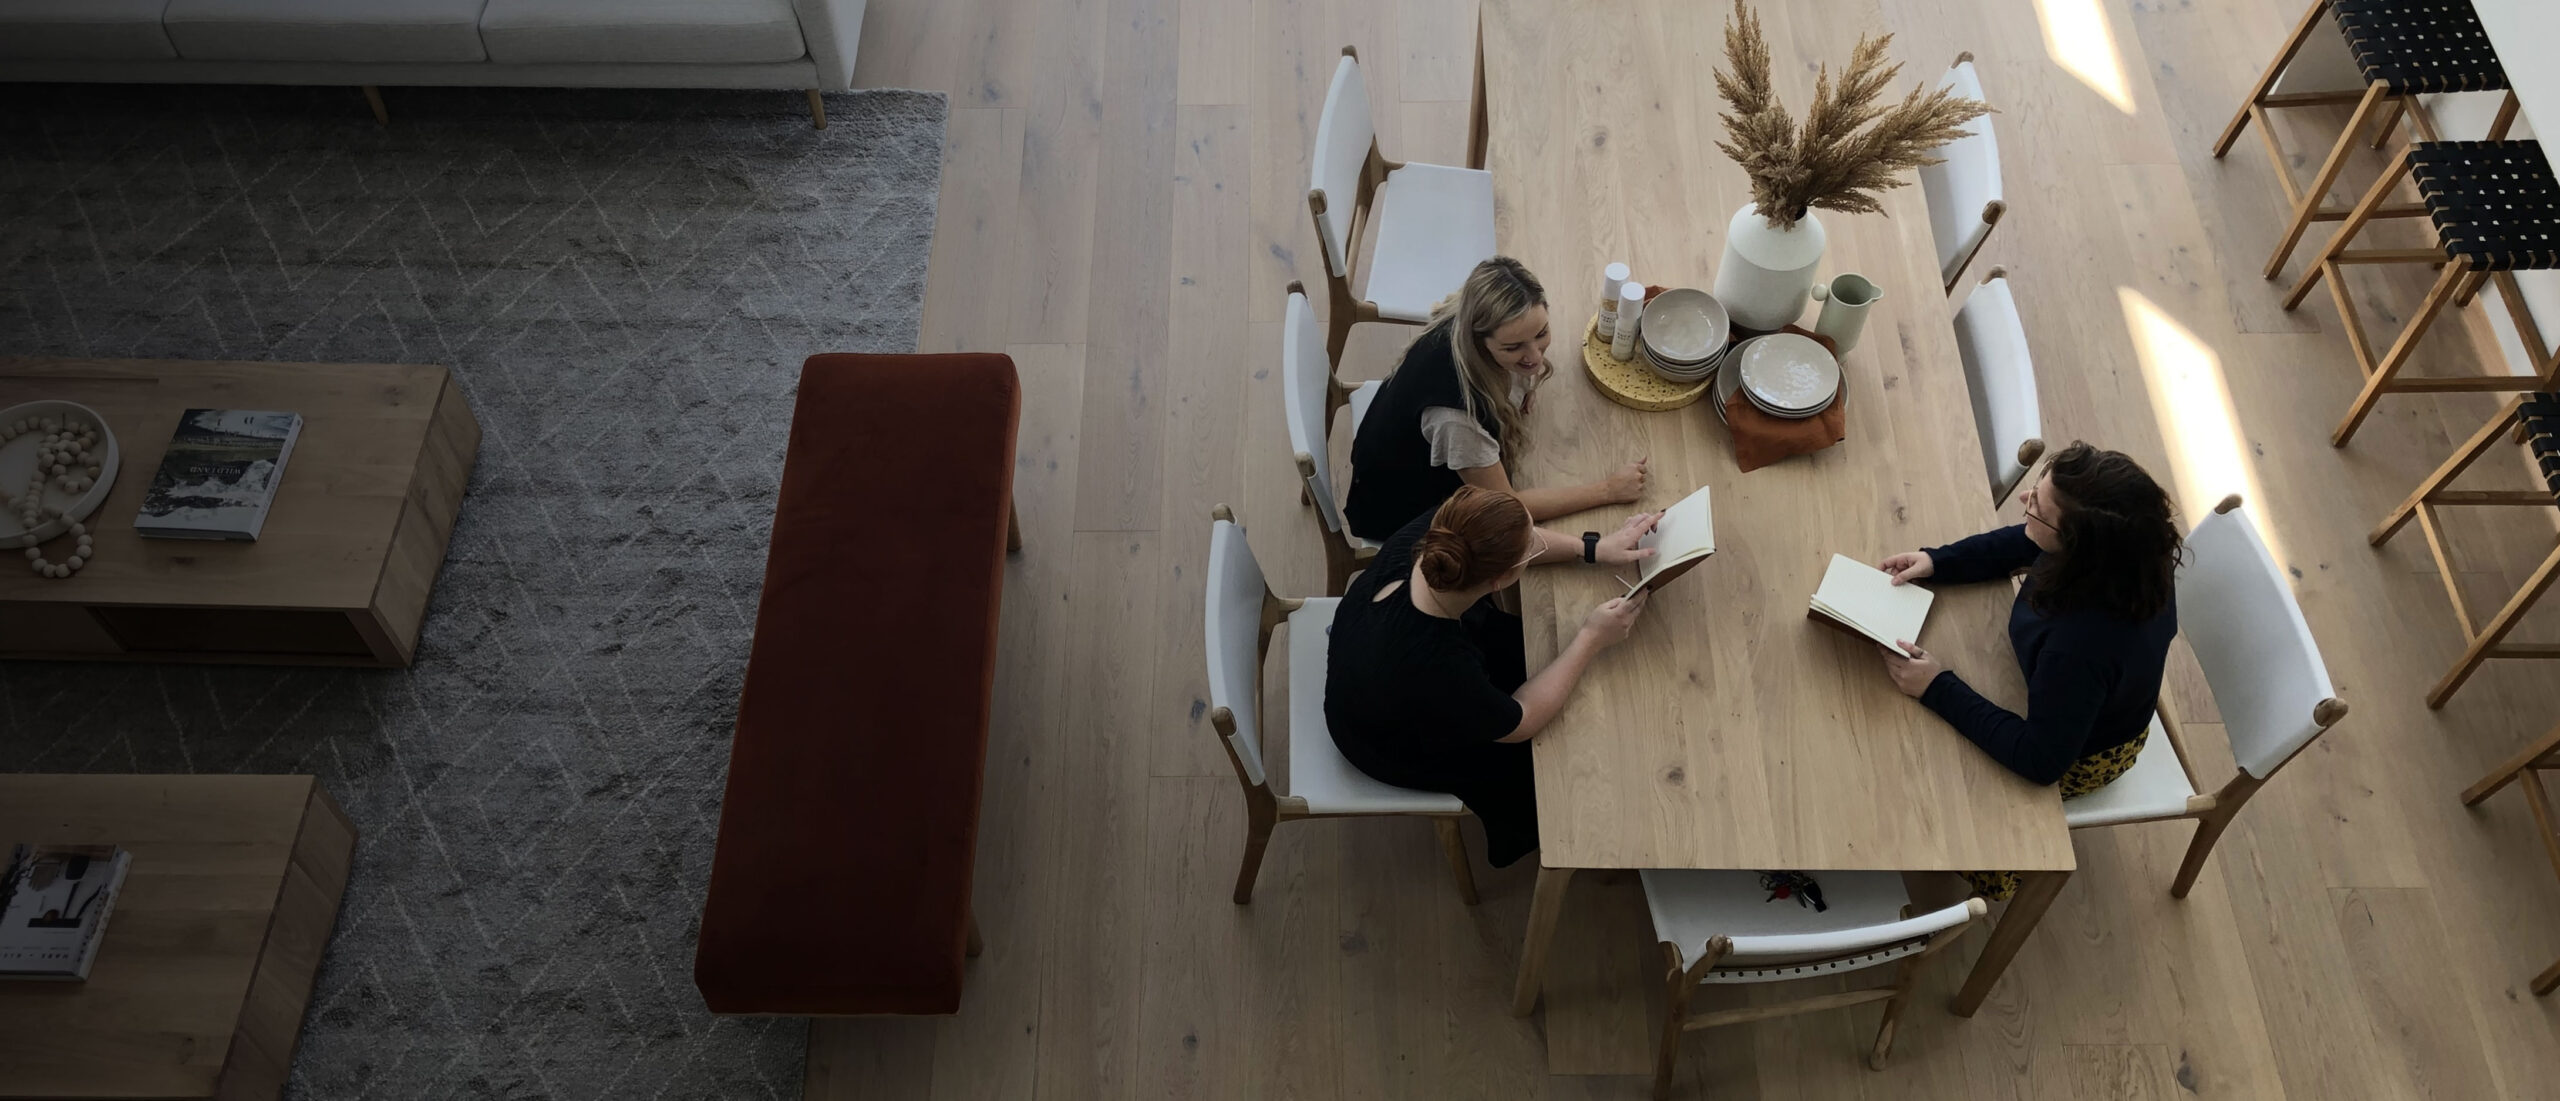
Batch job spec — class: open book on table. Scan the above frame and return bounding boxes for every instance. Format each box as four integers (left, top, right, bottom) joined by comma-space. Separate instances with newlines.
1807, 553, 1934, 650
1626, 485, 1715, 595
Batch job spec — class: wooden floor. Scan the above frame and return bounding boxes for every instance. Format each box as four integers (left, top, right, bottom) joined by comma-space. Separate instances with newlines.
814, 0, 2560, 1096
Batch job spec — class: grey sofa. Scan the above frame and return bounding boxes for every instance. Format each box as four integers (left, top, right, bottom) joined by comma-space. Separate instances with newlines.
0, 0, 866, 125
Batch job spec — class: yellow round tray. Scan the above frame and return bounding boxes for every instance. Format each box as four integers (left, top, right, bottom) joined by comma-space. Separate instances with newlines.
1583, 315, 1710, 412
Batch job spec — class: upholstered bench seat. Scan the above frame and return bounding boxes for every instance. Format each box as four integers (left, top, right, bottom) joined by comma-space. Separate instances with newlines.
694, 352, 1021, 1016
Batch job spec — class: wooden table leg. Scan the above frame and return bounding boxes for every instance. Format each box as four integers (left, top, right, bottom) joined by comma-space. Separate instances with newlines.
1950, 868, 2068, 1017
1511, 864, 1576, 1017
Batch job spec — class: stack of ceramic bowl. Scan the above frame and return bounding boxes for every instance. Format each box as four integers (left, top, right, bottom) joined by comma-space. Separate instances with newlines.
1714, 332, 1842, 424
1636, 289, 1729, 385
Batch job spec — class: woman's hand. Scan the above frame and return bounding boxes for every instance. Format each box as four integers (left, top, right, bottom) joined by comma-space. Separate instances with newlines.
1593, 510, 1664, 566
1603, 458, 1650, 504
1579, 589, 1650, 648
1878, 641, 1945, 698
1880, 550, 1935, 586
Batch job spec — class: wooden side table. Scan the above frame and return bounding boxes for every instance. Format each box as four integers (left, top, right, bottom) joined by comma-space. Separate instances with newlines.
0, 775, 355, 1101
0, 356, 478, 667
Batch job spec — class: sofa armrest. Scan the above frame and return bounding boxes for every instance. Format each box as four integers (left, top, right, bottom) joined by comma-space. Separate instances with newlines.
793, 0, 865, 90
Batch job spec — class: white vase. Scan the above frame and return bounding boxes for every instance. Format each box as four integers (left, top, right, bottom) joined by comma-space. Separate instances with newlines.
1713, 204, 1827, 332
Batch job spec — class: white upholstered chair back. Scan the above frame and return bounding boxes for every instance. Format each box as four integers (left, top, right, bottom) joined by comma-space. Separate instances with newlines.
1951, 273, 2043, 503
1920, 57, 2004, 290
1310, 51, 1376, 278
1283, 289, 1350, 535
1204, 517, 1275, 787
2177, 503, 2339, 779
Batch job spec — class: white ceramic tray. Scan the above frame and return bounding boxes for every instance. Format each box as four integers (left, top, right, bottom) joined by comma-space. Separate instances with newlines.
0, 400, 121, 549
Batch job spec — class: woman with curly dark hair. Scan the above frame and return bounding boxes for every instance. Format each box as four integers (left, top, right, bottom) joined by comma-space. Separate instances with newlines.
1870, 442, 2183, 898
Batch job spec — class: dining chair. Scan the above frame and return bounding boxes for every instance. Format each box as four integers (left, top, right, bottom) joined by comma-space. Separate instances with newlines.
2060, 496, 2349, 898
1308, 45, 1497, 365
1204, 506, 1479, 905
1949, 267, 2044, 508
2459, 712, 2560, 995
1917, 52, 2004, 294
2369, 392, 2560, 708
1639, 869, 1985, 1100
1284, 283, 1384, 596
2214, 0, 2508, 280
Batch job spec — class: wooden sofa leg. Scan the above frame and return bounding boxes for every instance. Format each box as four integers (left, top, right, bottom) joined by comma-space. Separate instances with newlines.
1007, 499, 1024, 553
807, 90, 828, 130
361, 86, 388, 127
966, 911, 984, 959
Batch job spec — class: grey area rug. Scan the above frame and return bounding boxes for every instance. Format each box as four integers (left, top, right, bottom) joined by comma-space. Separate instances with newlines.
0, 83, 946, 1100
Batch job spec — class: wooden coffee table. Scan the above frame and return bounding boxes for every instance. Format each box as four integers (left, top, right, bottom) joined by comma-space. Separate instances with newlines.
0, 356, 477, 666
0, 775, 355, 1101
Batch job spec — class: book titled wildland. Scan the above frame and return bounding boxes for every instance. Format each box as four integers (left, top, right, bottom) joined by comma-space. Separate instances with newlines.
0, 843, 131, 981
136, 409, 302, 541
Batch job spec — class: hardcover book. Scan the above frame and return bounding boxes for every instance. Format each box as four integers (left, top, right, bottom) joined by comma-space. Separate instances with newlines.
1808, 553, 1935, 651
135, 409, 302, 541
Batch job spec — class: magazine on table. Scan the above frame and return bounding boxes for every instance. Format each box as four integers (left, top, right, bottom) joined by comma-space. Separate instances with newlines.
135, 409, 302, 541
0, 843, 132, 981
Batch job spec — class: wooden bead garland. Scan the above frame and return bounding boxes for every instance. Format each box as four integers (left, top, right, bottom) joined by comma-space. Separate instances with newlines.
20, 520, 94, 579
2, 412, 106, 581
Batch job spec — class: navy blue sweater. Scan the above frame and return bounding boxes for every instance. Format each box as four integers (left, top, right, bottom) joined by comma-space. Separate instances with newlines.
1915, 526, 2176, 786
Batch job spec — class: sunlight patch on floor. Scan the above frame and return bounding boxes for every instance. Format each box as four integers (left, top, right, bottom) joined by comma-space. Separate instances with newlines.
2121, 288, 2283, 564
2034, 0, 2137, 115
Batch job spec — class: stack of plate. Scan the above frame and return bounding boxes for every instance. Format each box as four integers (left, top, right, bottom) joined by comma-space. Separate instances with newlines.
1636, 289, 1729, 384
1715, 333, 1842, 424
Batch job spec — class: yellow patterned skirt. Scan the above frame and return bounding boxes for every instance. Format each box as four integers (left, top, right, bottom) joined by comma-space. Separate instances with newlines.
1960, 725, 2151, 902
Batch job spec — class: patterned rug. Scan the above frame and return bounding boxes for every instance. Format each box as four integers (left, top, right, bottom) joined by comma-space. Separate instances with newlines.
0, 83, 947, 1100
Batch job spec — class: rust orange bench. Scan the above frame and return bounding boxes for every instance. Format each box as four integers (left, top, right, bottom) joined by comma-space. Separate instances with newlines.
694, 352, 1020, 1015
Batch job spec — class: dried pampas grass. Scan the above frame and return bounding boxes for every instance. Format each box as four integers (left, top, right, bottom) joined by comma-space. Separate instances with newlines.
1714, 0, 1989, 229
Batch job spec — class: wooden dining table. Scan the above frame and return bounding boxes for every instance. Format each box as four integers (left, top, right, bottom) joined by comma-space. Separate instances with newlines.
1481, 0, 2078, 1028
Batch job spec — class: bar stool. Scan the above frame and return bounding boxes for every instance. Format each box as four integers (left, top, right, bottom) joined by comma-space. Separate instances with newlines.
2287, 140, 2560, 444
2370, 391, 2560, 708
2215, 0, 2508, 280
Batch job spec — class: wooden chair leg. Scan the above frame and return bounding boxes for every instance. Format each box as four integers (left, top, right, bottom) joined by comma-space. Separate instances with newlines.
2336, 258, 2467, 446
2535, 956, 2560, 997
1007, 499, 1024, 553
1232, 799, 1277, 904
1867, 954, 1926, 1070
806, 89, 828, 130
2215, 0, 2331, 158
2268, 82, 2391, 280
2172, 800, 2245, 899
1434, 817, 1480, 905
2461, 717, 2560, 805
1651, 942, 1718, 1101
361, 85, 388, 127
966, 911, 985, 958
2426, 542, 2560, 708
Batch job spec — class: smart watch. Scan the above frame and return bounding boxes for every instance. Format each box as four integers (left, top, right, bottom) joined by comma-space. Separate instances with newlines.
1582, 531, 1601, 563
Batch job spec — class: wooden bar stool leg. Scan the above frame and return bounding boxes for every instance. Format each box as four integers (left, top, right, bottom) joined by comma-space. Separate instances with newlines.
2461, 717, 2560, 805
2426, 542, 2560, 708
2268, 81, 2391, 280
2535, 957, 2560, 997
2336, 259, 2468, 446
2454, 266, 2493, 309
2286, 146, 2413, 310
2368, 97, 2406, 151
2215, 0, 2334, 158
2372, 396, 2526, 545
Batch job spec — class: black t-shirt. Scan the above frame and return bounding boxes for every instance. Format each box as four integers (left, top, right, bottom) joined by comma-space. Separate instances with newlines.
1344, 323, 1503, 541
1324, 511, 1528, 785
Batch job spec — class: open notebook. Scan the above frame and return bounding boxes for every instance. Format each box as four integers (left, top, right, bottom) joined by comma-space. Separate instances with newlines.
1627, 485, 1715, 595
1808, 554, 1934, 650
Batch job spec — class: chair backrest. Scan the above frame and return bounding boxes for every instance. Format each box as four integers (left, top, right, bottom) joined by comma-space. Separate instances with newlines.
1283, 289, 1349, 534
2177, 502, 2341, 779
1919, 57, 2003, 287
1951, 273, 2043, 501
1310, 50, 1377, 279
1204, 516, 1275, 788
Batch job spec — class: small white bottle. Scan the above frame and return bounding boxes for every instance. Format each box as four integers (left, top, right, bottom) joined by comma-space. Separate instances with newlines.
1596, 262, 1632, 341
1609, 282, 1645, 361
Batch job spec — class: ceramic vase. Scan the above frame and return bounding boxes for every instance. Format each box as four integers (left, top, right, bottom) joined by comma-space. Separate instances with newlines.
1810, 273, 1884, 355
1712, 203, 1826, 332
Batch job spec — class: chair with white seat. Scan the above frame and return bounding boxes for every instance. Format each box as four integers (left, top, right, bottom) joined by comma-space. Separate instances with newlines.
1308, 45, 1498, 364
1918, 52, 2005, 294
1639, 869, 1986, 1100
1950, 267, 2044, 507
1284, 282, 1384, 595
2060, 495, 2349, 898
1204, 506, 1479, 905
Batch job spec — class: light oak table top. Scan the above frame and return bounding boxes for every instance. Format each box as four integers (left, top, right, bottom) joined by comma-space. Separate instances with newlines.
1488, 0, 2074, 874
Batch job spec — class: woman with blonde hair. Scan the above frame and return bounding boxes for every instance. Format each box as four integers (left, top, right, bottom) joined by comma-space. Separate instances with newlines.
1325, 486, 1659, 867
1343, 256, 1649, 541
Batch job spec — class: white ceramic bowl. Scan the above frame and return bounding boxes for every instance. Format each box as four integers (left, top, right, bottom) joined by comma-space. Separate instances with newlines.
0, 400, 122, 549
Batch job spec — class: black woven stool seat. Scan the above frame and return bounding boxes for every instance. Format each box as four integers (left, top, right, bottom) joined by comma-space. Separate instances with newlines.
2409, 142, 2560, 271
2526, 393, 2560, 502
2334, 0, 2508, 95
